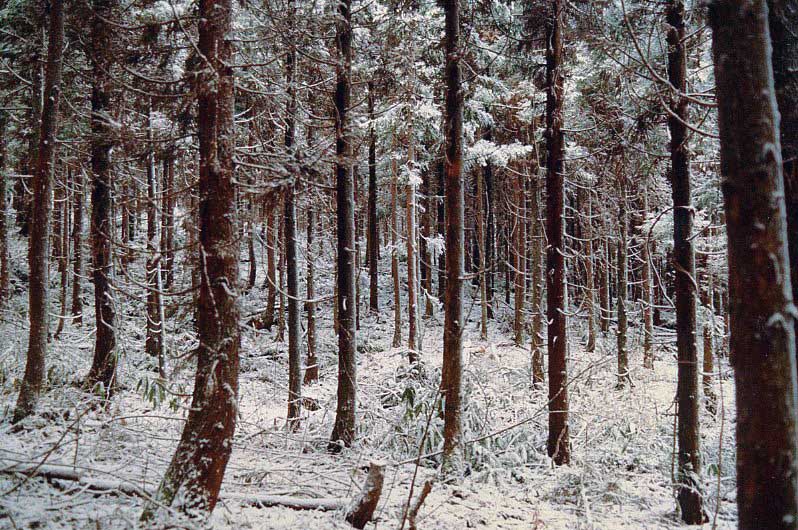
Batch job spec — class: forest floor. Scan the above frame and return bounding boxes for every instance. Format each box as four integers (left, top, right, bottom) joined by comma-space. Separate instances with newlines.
0, 234, 737, 529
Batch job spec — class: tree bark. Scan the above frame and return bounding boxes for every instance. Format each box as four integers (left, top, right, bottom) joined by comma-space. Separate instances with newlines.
14, 0, 65, 423
666, 0, 704, 520
367, 83, 379, 312
71, 168, 83, 323
86, 0, 117, 392
391, 137, 402, 348
304, 209, 318, 384
330, 0, 357, 451
476, 159, 488, 341
545, 0, 570, 466
284, 23, 301, 429
530, 183, 545, 386
709, 1, 798, 526
641, 186, 654, 368
583, 190, 596, 353
513, 169, 526, 347
616, 190, 629, 387
143, 0, 240, 518
0, 116, 8, 304
145, 111, 164, 377
406, 141, 420, 357
441, 0, 465, 469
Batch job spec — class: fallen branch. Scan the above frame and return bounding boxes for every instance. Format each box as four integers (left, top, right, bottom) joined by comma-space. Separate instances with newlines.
1, 459, 384, 526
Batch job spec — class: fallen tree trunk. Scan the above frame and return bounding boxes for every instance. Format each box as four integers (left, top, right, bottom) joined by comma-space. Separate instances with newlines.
1, 459, 384, 524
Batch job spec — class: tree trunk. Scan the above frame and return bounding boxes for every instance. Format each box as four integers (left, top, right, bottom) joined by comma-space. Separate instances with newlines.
599, 238, 610, 333
86, 0, 117, 392
513, 169, 526, 347
162, 157, 175, 288
703, 267, 717, 414
304, 209, 318, 384
666, 0, 704, 520
641, 186, 654, 368
329, 0, 357, 451
530, 183, 545, 386
476, 158, 489, 341
545, 0, 570, 466
406, 141, 420, 357
770, 0, 798, 378
54, 171, 69, 338
14, 0, 64, 423
0, 116, 8, 303
709, 2, 798, 526
436, 158, 446, 302
285, 28, 301, 429
441, 0, 465, 470
391, 137, 402, 348
263, 208, 277, 327
71, 168, 83, 323
616, 191, 629, 387
145, 112, 164, 377
143, 0, 240, 517
584, 190, 596, 353
367, 82, 379, 312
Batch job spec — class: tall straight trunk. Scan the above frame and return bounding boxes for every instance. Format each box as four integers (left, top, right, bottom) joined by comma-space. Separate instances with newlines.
391, 138, 402, 348
71, 168, 83, 323
55, 171, 69, 338
666, 0, 704, 520
484, 135, 495, 319
709, 2, 798, 527
162, 157, 176, 288
703, 266, 717, 414
0, 116, 8, 303
583, 190, 596, 352
545, 0, 570, 466
642, 186, 654, 368
330, 0, 357, 450
770, 0, 798, 375
263, 208, 277, 326
304, 209, 318, 384
530, 183, 545, 385
145, 113, 164, 376
599, 238, 610, 333
367, 82, 379, 311
248, 221, 257, 289
14, 0, 64, 423
277, 211, 286, 342
616, 192, 629, 387
406, 141, 420, 356
476, 163, 489, 341
436, 158, 446, 301
284, 24, 301, 429
143, 0, 240, 516
441, 0, 465, 469
86, 0, 117, 392
422, 168, 434, 318
513, 170, 526, 346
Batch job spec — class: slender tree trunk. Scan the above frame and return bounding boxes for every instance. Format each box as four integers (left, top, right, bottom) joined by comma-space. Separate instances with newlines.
304, 209, 318, 384
54, 171, 69, 338
703, 266, 717, 414
367, 83, 379, 312
406, 141, 420, 357
86, 0, 117, 392
284, 24, 301, 429
616, 190, 629, 387
642, 187, 654, 368
770, 0, 798, 377
709, 2, 798, 527
263, 208, 277, 327
14, 0, 64, 423
0, 116, 8, 303
436, 158, 446, 302
422, 169, 434, 318
391, 138, 402, 348
143, 0, 240, 516
476, 161, 488, 341
545, 0, 570, 466
530, 183, 545, 386
329, 0, 357, 451
584, 190, 596, 352
666, 0, 704, 520
441, 0, 465, 470
162, 157, 175, 288
71, 168, 83, 323
513, 169, 526, 346
599, 238, 610, 333
145, 112, 164, 377
276, 207, 286, 342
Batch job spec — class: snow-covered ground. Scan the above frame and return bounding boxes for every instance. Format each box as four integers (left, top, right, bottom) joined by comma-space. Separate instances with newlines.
0, 233, 737, 529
